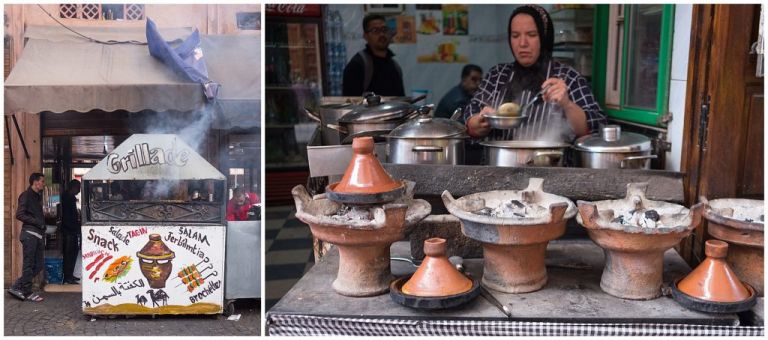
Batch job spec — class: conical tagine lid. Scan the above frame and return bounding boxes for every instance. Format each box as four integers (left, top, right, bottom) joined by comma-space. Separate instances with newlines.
331, 137, 401, 194
137, 234, 175, 260
677, 240, 752, 302
402, 238, 473, 297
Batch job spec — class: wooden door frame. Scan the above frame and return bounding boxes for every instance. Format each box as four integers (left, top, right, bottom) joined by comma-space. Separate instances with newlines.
679, 4, 763, 264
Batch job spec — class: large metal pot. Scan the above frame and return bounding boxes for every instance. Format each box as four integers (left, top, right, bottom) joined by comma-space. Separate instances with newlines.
386, 113, 468, 165
574, 125, 656, 169
305, 103, 356, 145
327, 94, 423, 143
481, 140, 570, 167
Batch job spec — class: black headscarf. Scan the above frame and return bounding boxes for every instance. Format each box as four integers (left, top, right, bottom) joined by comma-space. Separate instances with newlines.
503, 5, 555, 103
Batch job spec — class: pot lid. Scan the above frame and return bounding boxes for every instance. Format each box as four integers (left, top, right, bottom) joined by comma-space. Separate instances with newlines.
331, 136, 402, 194
402, 238, 473, 297
387, 116, 467, 139
479, 140, 571, 149
338, 94, 415, 123
676, 240, 753, 303
574, 125, 652, 152
136, 234, 175, 260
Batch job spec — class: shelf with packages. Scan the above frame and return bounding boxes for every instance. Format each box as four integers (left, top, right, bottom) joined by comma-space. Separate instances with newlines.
266, 44, 319, 49
550, 7, 595, 27
553, 41, 593, 51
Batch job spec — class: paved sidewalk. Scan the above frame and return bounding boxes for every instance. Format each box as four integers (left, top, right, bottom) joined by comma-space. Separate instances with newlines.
5, 291, 260, 336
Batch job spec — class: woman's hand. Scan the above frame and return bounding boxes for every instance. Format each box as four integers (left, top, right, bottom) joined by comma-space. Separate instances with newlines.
467, 107, 493, 138
542, 77, 590, 136
541, 78, 572, 107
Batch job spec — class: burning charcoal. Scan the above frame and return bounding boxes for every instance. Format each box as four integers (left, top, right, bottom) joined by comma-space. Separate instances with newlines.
509, 200, 525, 209
644, 210, 660, 222
335, 205, 352, 216
473, 207, 493, 216
639, 218, 657, 229
611, 216, 625, 224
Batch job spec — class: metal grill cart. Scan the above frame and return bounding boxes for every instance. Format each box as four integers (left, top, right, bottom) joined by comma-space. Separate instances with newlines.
81, 134, 226, 315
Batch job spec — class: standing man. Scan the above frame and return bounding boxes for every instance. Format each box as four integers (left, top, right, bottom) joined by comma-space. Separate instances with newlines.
435, 64, 483, 119
9, 173, 46, 302
61, 179, 81, 284
342, 14, 405, 97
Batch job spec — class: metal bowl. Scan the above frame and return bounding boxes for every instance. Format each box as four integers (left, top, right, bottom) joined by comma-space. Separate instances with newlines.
485, 114, 528, 129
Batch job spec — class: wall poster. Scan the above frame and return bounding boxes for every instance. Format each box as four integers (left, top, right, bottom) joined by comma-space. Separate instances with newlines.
416, 4, 469, 63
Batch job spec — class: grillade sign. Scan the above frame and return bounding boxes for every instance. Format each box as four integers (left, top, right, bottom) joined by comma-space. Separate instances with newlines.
107, 143, 191, 174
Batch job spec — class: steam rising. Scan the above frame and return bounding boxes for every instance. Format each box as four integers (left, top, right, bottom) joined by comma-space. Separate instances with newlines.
135, 105, 215, 199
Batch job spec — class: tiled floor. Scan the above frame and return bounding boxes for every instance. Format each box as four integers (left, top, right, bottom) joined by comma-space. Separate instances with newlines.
264, 205, 314, 311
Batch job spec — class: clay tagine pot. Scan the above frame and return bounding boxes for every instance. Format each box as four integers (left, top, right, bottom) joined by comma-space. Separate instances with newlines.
576, 183, 704, 300
326, 136, 405, 205
292, 184, 430, 297
137, 234, 176, 289
442, 178, 576, 293
701, 197, 764, 296
671, 239, 757, 313
402, 238, 473, 297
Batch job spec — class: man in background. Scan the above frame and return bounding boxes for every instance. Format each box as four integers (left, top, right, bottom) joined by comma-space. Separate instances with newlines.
61, 179, 81, 285
342, 14, 405, 97
9, 173, 47, 302
227, 187, 256, 221
435, 64, 483, 119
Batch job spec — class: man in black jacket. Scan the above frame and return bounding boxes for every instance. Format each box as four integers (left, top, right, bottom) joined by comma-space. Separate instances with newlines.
9, 173, 46, 302
342, 14, 405, 97
61, 179, 81, 284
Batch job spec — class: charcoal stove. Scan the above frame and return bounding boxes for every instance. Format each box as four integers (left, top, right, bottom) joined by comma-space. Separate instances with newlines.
292, 137, 431, 297
442, 178, 576, 293
701, 197, 764, 296
81, 134, 227, 315
576, 183, 704, 300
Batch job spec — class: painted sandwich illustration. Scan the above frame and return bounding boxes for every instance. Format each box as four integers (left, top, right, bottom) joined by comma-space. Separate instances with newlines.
103, 256, 133, 283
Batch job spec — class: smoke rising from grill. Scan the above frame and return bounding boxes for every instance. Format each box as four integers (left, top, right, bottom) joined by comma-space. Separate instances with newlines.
137, 105, 215, 198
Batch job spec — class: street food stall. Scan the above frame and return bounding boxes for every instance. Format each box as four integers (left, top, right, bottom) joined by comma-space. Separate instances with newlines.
81, 134, 227, 315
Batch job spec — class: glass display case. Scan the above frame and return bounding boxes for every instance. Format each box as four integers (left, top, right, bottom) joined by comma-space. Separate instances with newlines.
265, 6, 326, 169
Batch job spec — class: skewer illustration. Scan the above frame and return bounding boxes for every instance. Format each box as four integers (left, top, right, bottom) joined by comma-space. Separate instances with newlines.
173, 260, 217, 292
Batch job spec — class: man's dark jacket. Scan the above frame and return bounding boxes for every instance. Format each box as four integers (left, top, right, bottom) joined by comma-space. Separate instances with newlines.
61, 192, 80, 235
16, 187, 45, 235
342, 45, 405, 97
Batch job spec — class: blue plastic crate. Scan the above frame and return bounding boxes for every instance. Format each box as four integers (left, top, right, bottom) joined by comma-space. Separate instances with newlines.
44, 257, 63, 284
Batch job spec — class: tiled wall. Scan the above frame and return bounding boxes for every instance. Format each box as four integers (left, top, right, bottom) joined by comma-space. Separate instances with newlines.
666, 4, 693, 171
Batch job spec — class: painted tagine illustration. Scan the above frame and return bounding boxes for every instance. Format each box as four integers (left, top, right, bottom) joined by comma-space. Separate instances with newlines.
137, 234, 176, 288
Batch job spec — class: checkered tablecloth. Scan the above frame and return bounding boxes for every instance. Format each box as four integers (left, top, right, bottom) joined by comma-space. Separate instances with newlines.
267, 314, 764, 336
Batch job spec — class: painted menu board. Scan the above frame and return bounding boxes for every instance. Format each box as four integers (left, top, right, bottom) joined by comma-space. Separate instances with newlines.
81, 225, 225, 315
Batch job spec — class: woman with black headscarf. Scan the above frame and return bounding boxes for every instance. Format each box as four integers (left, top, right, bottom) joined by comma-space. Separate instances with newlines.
463, 5, 606, 142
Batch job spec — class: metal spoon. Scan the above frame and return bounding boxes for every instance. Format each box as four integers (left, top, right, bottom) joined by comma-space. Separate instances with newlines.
452, 256, 512, 318
518, 84, 552, 117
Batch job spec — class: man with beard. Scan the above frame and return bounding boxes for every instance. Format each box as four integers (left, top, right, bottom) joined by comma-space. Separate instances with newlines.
342, 14, 405, 97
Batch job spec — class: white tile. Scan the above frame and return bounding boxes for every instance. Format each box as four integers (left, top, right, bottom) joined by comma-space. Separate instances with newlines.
671, 4, 693, 81
666, 79, 688, 171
